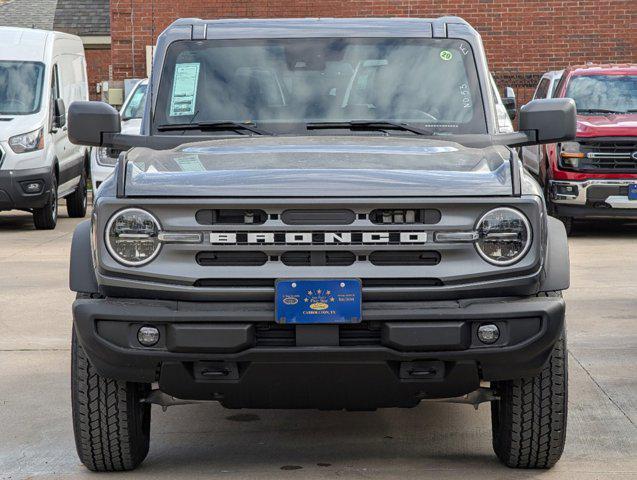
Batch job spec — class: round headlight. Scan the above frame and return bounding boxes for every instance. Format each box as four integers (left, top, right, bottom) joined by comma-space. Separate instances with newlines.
106, 208, 161, 266
475, 207, 531, 266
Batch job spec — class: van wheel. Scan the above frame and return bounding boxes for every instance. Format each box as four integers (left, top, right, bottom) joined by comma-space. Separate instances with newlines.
71, 326, 151, 471
491, 329, 568, 469
67, 169, 88, 218
33, 173, 58, 230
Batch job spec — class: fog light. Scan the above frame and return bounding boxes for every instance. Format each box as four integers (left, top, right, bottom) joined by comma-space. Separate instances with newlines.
21, 181, 43, 194
556, 184, 578, 197
477, 324, 500, 344
137, 326, 160, 346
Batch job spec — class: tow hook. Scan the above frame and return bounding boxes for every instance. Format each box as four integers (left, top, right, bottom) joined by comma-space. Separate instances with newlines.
429, 387, 499, 410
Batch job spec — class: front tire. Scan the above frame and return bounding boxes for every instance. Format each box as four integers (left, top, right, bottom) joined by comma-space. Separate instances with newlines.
66, 168, 88, 218
491, 330, 568, 469
33, 173, 58, 230
71, 326, 151, 471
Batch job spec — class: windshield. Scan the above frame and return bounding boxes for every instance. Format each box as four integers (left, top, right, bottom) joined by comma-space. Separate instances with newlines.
122, 82, 148, 120
154, 38, 486, 135
566, 74, 637, 113
0, 61, 45, 115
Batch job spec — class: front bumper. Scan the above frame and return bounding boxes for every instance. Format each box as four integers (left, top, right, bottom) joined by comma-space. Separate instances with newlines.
550, 179, 637, 217
73, 295, 565, 409
89, 148, 115, 191
0, 166, 53, 211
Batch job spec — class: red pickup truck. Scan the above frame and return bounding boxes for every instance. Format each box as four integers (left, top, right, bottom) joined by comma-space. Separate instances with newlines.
522, 64, 637, 234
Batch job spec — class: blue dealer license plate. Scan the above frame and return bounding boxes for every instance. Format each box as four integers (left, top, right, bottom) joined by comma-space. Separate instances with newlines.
275, 279, 362, 324
629, 184, 637, 200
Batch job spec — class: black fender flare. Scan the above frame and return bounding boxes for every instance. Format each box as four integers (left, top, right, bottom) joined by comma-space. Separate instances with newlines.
69, 220, 99, 294
540, 216, 570, 292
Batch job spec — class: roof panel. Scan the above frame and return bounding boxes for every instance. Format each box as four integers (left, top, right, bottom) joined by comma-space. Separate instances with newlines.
53, 0, 109, 36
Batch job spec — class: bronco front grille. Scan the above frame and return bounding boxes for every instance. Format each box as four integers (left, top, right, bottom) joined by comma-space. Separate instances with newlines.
579, 140, 637, 171
97, 197, 543, 302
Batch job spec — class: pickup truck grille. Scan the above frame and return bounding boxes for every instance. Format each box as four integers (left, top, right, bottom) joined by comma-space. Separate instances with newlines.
579, 140, 637, 171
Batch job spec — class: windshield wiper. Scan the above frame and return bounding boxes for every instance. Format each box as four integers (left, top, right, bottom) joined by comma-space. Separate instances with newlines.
156, 121, 274, 135
577, 108, 624, 115
306, 120, 435, 136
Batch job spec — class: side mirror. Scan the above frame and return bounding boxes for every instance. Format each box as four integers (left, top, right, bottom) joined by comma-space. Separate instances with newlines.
68, 101, 121, 147
519, 98, 576, 144
502, 87, 517, 120
52, 98, 66, 129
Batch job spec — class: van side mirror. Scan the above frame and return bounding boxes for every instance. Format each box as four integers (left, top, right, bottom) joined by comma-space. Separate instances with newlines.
519, 98, 576, 144
68, 101, 121, 147
502, 86, 516, 120
53, 98, 66, 129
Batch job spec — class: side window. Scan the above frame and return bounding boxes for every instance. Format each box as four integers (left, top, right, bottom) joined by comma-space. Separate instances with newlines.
550, 76, 562, 98
50, 64, 60, 129
52, 64, 60, 99
533, 78, 550, 99
553, 74, 567, 99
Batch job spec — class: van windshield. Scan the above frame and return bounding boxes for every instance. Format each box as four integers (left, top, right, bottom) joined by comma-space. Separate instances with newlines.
154, 38, 487, 135
566, 74, 637, 114
0, 61, 45, 115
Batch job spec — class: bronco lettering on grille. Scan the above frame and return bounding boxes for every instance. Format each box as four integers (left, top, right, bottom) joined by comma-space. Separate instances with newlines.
209, 231, 428, 245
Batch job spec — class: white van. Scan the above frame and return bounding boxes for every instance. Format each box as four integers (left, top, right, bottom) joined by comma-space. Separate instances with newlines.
0, 27, 89, 229
90, 78, 147, 190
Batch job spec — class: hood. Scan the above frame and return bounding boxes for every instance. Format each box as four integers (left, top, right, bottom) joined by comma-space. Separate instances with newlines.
123, 136, 513, 198
0, 114, 44, 142
577, 113, 637, 138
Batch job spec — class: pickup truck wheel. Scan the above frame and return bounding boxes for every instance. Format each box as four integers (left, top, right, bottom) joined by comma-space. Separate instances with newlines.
66, 169, 88, 218
71, 325, 151, 471
557, 216, 573, 236
33, 173, 58, 230
491, 328, 567, 469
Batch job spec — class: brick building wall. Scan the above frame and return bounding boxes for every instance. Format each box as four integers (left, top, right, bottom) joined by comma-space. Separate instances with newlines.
110, 0, 636, 103
85, 48, 111, 100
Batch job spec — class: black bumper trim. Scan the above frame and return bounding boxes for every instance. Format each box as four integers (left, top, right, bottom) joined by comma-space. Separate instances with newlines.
0, 166, 53, 210
73, 296, 565, 392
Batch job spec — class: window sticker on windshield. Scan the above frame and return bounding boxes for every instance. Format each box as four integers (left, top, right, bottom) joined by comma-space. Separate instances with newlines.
174, 154, 205, 172
169, 62, 200, 116
440, 50, 453, 61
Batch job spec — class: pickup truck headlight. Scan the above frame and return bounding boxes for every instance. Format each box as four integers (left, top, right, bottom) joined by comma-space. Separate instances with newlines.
95, 147, 118, 167
9, 128, 44, 153
475, 207, 531, 266
559, 141, 583, 168
106, 208, 161, 266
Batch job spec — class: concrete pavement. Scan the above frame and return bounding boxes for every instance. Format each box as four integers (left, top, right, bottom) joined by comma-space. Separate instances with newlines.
1, 209, 636, 479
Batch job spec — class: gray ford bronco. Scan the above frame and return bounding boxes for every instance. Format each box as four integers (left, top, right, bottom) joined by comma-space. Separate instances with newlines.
67, 17, 576, 472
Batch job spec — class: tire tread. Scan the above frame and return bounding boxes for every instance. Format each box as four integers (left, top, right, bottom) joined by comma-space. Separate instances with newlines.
71, 321, 150, 472
491, 330, 568, 469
